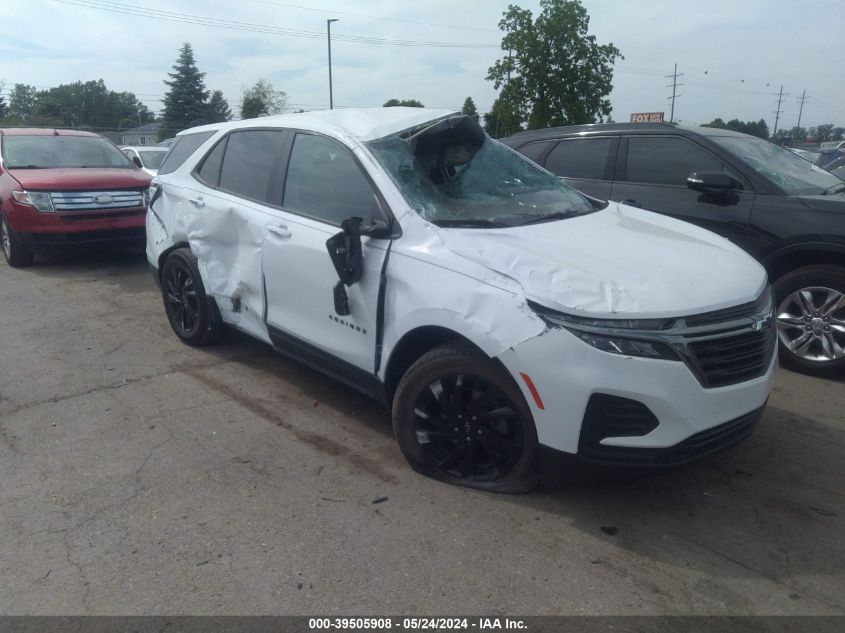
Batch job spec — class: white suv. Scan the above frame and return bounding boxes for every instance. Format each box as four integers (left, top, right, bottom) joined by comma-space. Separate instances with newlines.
146, 108, 777, 492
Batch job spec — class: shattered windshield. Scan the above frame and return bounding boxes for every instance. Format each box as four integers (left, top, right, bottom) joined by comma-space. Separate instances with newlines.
365, 116, 597, 228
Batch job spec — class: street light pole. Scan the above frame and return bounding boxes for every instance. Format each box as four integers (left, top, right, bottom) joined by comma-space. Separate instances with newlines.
327, 18, 339, 110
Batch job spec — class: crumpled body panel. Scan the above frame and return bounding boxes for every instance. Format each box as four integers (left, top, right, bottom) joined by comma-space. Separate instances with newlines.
437, 202, 768, 318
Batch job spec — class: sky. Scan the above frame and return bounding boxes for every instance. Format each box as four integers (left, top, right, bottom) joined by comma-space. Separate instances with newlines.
1, 0, 844, 130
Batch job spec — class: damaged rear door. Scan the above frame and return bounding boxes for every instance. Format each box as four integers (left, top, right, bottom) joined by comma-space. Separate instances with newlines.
262, 131, 391, 392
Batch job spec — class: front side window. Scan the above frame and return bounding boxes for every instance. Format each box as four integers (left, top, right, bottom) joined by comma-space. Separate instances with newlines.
366, 115, 595, 228
283, 133, 378, 225
625, 137, 722, 186
711, 135, 844, 196
545, 137, 615, 180
218, 130, 286, 203
2, 135, 134, 169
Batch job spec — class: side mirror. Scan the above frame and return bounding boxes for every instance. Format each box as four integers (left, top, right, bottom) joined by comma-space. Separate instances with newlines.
132, 155, 143, 169
326, 217, 391, 315
687, 171, 740, 193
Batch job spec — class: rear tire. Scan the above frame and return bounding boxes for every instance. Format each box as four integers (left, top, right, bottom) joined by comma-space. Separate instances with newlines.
1, 216, 34, 268
773, 265, 845, 375
392, 342, 540, 493
161, 248, 223, 347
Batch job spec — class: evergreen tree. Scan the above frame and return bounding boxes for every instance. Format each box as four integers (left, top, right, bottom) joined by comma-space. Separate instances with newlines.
161, 43, 210, 138
461, 97, 479, 122
207, 90, 232, 123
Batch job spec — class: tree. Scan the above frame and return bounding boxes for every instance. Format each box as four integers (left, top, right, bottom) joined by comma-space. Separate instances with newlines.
703, 117, 768, 139
487, 0, 622, 130
207, 89, 232, 123
8, 84, 37, 122
383, 98, 424, 107
833, 127, 845, 141
461, 97, 479, 122
815, 123, 835, 143
483, 90, 523, 138
240, 80, 287, 119
161, 43, 210, 138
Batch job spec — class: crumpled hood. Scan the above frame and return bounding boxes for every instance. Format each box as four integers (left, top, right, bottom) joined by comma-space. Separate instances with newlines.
437, 202, 767, 318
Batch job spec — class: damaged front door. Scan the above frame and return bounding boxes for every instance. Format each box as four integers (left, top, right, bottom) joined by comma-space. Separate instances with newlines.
262, 132, 391, 385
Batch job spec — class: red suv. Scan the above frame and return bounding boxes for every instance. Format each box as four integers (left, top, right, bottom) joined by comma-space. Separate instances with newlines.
0, 128, 152, 267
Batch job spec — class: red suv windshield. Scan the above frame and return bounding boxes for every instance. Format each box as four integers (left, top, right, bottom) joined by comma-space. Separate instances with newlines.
2, 135, 134, 169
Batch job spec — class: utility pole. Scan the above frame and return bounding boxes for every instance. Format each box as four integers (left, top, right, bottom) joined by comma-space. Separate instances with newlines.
794, 89, 807, 141
665, 63, 684, 123
327, 18, 339, 109
772, 85, 787, 137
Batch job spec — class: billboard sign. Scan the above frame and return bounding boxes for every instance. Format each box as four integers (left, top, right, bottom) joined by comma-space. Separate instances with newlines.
630, 112, 665, 123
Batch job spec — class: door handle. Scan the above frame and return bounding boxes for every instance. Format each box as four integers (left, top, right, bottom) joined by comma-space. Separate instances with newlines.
188, 196, 205, 208
621, 199, 642, 208
267, 224, 292, 239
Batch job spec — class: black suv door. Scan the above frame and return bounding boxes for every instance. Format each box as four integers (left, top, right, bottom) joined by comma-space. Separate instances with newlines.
609, 135, 758, 252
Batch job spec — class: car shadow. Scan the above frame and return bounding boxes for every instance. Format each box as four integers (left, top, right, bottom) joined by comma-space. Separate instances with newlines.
499, 403, 843, 583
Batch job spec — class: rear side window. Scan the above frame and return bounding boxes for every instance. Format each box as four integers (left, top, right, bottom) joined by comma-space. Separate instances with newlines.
283, 133, 377, 225
545, 138, 615, 180
218, 130, 286, 203
158, 131, 216, 175
625, 137, 722, 186
195, 138, 227, 187
516, 140, 555, 164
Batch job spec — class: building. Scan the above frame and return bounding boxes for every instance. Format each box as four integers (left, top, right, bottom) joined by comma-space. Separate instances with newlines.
119, 122, 162, 146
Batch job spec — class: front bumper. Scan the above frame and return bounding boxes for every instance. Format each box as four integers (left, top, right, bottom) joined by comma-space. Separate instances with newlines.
5, 198, 147, 248
497, 324, 777, 460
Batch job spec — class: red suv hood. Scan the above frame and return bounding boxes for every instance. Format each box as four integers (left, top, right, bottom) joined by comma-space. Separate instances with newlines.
7, 168, 152, 190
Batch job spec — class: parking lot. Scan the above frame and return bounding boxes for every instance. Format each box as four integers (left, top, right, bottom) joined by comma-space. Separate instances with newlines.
0, 251, 842, 616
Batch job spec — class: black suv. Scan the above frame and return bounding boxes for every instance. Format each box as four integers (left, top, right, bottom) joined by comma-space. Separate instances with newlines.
502, 122, 845, 375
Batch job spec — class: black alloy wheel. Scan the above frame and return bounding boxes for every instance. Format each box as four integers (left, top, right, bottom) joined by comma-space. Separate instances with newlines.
413, 374, 524, 481
393, 343, 539, 493
161, 248, 223, 346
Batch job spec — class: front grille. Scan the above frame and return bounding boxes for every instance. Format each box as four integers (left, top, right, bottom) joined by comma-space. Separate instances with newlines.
50, 190, 145, 212
59, 209, 146, 222
578, 405, 765, 465
685, 326, 776, 388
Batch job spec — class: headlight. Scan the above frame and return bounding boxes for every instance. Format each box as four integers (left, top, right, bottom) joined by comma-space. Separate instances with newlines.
12, 190, 54, 212
530, 301, 680, 361
572, 331, 678, 360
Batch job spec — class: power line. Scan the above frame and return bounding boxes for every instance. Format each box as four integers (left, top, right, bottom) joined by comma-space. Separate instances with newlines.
46, 0, 499, 48
245, 0, 499, 32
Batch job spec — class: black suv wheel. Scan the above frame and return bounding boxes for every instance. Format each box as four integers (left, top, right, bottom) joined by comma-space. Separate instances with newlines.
774, 265, 845, 374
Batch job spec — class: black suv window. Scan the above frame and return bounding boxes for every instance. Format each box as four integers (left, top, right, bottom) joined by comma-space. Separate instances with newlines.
158, 131, 216, 175
516, 140, 555, 164
544, 138, 615, 180
219, 130, 286, 203
283, 133, 377, 225
625, 136, 722, 186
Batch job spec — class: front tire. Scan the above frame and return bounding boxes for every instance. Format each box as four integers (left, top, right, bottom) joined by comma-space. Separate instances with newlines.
392, 343, 540, 493
161, 248, 223, 347
1, 215, 34, 268
774, 265, 845, 375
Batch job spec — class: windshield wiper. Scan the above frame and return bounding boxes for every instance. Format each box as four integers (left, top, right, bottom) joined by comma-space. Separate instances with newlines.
432, 218, 510, 228
518, 210, 580, 226
8, 164, 45, 169
821, 182, 845, 196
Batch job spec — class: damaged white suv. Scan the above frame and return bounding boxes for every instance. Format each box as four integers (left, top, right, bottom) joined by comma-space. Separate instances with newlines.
147, 108, 776, 492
